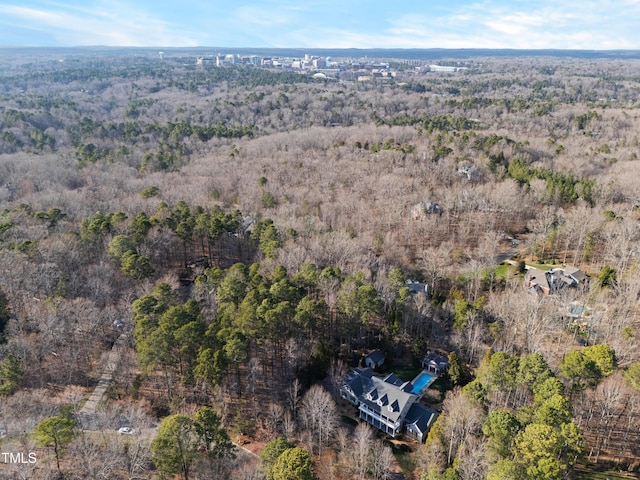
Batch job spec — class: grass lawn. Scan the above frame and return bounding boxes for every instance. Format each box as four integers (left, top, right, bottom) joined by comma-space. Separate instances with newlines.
494, 262, 511, 279
430, 375, 451, 393
392, 448, 416, 475
526, 262, 562, 271
387, 365, 422, 382
574, 469, 637, 479
386, 438, 417, 475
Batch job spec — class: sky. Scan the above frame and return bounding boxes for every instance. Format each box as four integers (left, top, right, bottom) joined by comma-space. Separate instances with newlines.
1, 0, 639, 50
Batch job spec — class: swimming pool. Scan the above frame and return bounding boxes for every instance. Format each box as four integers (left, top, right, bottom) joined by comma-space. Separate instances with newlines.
411, 372, 434, 394
570, 305, 586, 315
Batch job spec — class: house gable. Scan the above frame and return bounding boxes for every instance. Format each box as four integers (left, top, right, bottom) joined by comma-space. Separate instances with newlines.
421, 352, 449, 375
404, 403, 438, 442
525, 265, 587, 296
364, 349, 385, 369
339, 367, 373, 405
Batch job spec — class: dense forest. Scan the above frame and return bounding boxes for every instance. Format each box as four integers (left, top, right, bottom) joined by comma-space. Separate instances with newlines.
0, 49, 639, 480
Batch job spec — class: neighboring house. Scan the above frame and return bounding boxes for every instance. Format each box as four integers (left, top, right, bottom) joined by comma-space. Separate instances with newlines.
406, 280, 428, 295
561, 266, 588, 285
457, 165, 480, 180
410, 201, 441, 220
524, 265, 587, 296
364, 350, 385, 369
524, 267, 551, 295
505, 236, 519, 247
421, 352, 449, 375
340, 368, 438, 442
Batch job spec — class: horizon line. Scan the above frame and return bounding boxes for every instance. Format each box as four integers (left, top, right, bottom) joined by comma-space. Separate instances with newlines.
2, 46, 639, 51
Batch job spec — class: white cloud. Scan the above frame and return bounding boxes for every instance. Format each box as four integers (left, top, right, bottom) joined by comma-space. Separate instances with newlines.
0, 2, 199, 46
2, 0, 640, 49
373, 1, 640, 50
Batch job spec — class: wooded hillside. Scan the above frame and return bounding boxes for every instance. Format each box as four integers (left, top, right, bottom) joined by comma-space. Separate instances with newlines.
0, 50, 639, 480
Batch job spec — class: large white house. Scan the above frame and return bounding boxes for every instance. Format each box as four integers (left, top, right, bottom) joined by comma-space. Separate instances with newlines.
340, 368, 438, 442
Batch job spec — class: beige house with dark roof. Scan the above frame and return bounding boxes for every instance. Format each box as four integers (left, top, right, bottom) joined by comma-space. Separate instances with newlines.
524, 265, 587, 296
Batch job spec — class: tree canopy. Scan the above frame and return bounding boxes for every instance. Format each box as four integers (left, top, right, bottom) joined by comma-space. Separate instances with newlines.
271, 446, 315, 480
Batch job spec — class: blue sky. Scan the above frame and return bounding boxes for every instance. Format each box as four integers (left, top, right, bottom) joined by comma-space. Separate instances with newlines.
0, 0, 638, 49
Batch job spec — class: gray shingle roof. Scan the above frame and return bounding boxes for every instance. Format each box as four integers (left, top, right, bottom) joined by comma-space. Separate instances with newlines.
405, 403, 438, 436
366, 349, 385, 364
359, 373, 419, 424
342, 367, 439, 442
422, 352, 449, 371
342, 367, 373, 398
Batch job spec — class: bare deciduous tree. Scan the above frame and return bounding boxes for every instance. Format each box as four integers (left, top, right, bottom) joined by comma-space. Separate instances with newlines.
352, 423, 374, 480
266, 402, 285, 438
369, 440, 394, 480
299, 384, 337, 456
441, 388, 484, 466
288, 378, 301, 416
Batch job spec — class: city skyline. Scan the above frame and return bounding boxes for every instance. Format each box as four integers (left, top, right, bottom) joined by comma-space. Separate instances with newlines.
0, 0, 639, 50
